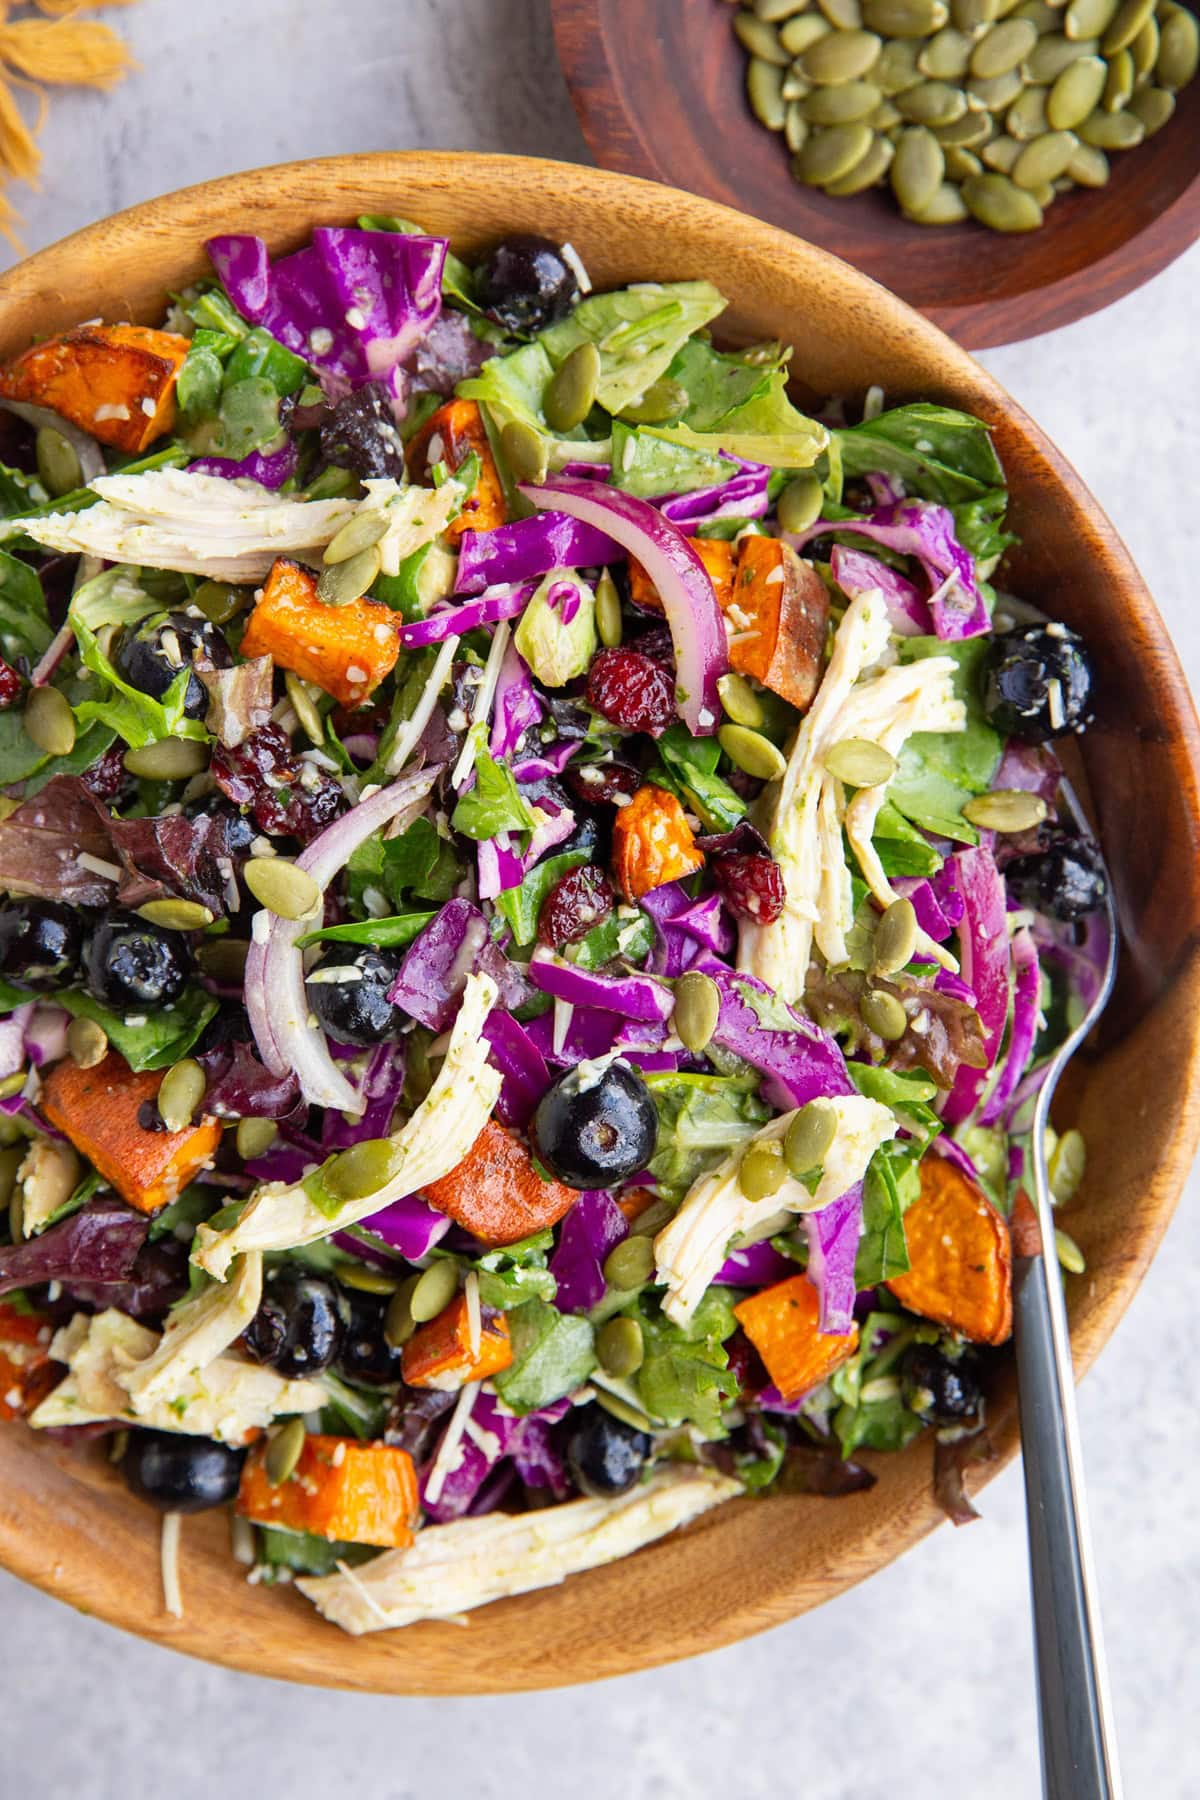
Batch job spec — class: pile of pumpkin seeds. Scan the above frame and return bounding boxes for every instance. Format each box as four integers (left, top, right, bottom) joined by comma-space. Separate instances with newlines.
731, 0, 1198, 229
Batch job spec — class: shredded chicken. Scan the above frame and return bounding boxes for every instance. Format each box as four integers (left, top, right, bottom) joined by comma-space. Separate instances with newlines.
121, 1254, 263, 1408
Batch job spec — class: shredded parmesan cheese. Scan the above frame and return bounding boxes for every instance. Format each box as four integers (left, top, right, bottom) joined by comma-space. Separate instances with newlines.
424, 1380, 481, 1506
160, 1512, 183, 1619
464, 1272, 482, 1361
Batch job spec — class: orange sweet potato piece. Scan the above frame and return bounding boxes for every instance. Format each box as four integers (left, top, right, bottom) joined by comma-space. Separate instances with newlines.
728, 536, 828, 711
0, 323, 189, 454
237, 1434, 418, 1548
628, 538, 736, 615
612, 784, 704, 901
406, 397, 505, 539
886, 1156, 1013, 1345
0, 1301, 59, 1421
617, 1186, 658, 1225
402, 1292, 513, 1390
38, 1051, 221, 1215
420, 1118, 577, 1248
734, 1274, 858, 1401
240, 557, 400, 707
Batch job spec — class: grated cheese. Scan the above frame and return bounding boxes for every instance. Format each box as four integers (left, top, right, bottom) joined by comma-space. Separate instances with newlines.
450, 621, 510, 790
464, 1271, 482, 1361
424, 1380, 481, 1506
160, 1511, 183, 1619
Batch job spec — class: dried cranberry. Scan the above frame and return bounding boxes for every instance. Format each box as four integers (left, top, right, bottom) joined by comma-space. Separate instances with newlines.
80, 742, 129, 802
0, 657, 21, 709
711, 852, 786, 924
211, 722, 344, 845
587, 648, 676, 738
537, 864, 615, 948
565, 760, 641, 809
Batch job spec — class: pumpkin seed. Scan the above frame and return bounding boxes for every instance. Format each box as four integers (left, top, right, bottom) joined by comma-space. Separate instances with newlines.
962, 787, 1049, 830
324, 1136, 405, 1203
818, 0, 865, 23
235, 1116, 277, 1159
619, 378, 688, 426
873, 896, 919, 974
1156, 4, 1198, 85
1048, 1126, 1086, 1204
1127, 82, 1174, 129
826, 130, 897, 187
893, 125, 949, 209
944, 143, 985, 174
717, 669, 767, 727
384, 1274, 421, 1348
265, 1417, 306, 1487
1054, 1227, 1086, 1274
279, 671, 322, 749
1007, 82, 1051, 134
968, 66, 1027, 107
803, 78, 883, 118
876, 37, 925, 88
1046, 51, 1107, 120
962, 168, 1045, 223
801, 26, 882, 79
784, 1099, 838, 1176
971, 16, 1039, 74
953, 0, 1001, 26
776, 471, 825, 533
123, 737, 209, 780
919, 25, 974, 76
1102, 45, 1135, 104
67, 1016, 108, 1070
1076, 101, 1144, 138
718, 722, 788, 780
898, 77, 970, 120
862, 988, 909, 1040
628, 1196, 676, 1238
823, 736, 898, 786
755, 0, 810, 20
196, 937, 250, 983
735, 11, 792, 61
1012, 126, 1080, 181
22, 684, 75, 757
244, 855, 321, 920
604, 1233, 656, 1290
870, 97, 905, 127
406, 1257, 459, 1324
597, 1316, 645, 1378
322, 507, 390, 567
500, 418, 549, 485
1129, 13, 1158, 76
783, 14, 833, 55
35, 426, 82, 498
786, 97, 812, 145
1015, 0, 1061, 25
157, 1057, 206, 1133
594, 568, 623, 649
1064, 0, 1118, 35
316, 544, 381, 607
738, 1138, 788, 1201
136, 898, 216, 933
748, 54, 790, 126
1100, 0, 1155, 52
937, 107, 996, 143
672, 969, 721, 1054
192, 580, 249, 626
1065, 138, 1110, 178
545, 342, 602, 434
1026, 30, 1098, 79
783, 67, 814, 100
594, 1388, 655, 1432
864, 0, 948, 35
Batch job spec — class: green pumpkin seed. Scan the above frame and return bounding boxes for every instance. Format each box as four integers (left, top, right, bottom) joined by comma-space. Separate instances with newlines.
672, 970, 721, 1054
157, 1058, 206, 1133
919, 26, 974, 76
982, 130, 1025, 165
322, 507, 390, 567
384, 1274, 421, 1348
191, 580, 249, 626
893, 125, 949, 208
944, 143, 985, 174
783, 67, 814, 100
803, 78, 883, 119
870, 97, 904, 127
748, 55, 790, 127
1100, 0, 1155, 52
1054, 1227, 1086, 1274
899, 78, 971, 121
719, 722, 788, 780
1013, 126, 1080, 181
1076, 101, 1144, 139
1048, 1126, 1086, 1204
1065, 138, 1110, 179
801, 26, 882, 79
501, 418, 549, 485
316, 544, 381, 607
404, 1257, 457, 1324
35, 427, 82, 498
873, 896, 919, 974
618, 378, 688, 425
776, 471, 825, 533
323, 1136, 406, 1204
67, 1016, 108, 1070
1127, 83, 1174, 129
284, 670, 325, 747
1064, 0, 1119, 36
786, 97, 812, 146
1014, 0, 1062, 26
136, 898, 215, 931
604, 1233, 656, 1290
782, 15, 832, 55
875, 38, 925, 89
544, 342, 602, 434
1046, 51, 1107, 121
825, 130, 896, 188
1129, 14, 1158, 76
784, 1099, 837, 1177
244, 855, 321, 921
265, 1417, 306, 1487
962, 169, 1045, 224
861, 987, 909, 1040
1026, 31, 1098, 80
937, 108, 996, 144
953, 0, 1001, 26
594, 568, 623, 649
823, 736, 898, 786
818, 0, 865, 23
22, 684, 75, 757
735, 11, 792, 61
628, 1196, 675, 1238
755, 0, 811, 20
1156, 4, 1198, 86
597, 1315, 645, 1378
1102, 45, 1135, 105
968, 66, 1027, 107
971, 16, 1039, 74
235, 1116, 278, 1160
864, 0, 948, 36
717, 669, 766, 727
738, 1138, 787, 1201
196, 937, 250, 983
336, 1262, 401, 1295
962, 787, 1049, 830
1007, 82, 1051, 134
594, 1387, 654, 1431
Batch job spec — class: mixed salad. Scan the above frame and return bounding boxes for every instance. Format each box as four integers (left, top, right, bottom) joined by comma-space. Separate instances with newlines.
0, 220, 1109, 1635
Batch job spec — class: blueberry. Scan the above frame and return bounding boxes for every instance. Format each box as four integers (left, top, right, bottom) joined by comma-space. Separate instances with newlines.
1005, 835, 1107, 922
564, 1404, 653, 1498
243, 1267, 346, 1379
533, 1060, 658, 1189
337, 1287, 406, 1385
305, 946, 404, 1047
120, 1428, 244, 1512
82, 912, 192, 1009
0, 900, 82, 987
115, 612, 232, 720
475, 234, 580, 334
900, 1343, 982, 1425
980, 623, 1093, 742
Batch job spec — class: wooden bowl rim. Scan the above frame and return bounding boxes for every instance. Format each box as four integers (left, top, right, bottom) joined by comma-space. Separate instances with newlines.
2, 150, 1199, 1691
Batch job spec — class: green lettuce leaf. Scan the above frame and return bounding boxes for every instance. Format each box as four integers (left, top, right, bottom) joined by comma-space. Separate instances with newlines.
635, 1287, 739, 1436
57, 985, 218, 1073
644, 1070, 768, 1200
0, 549, 51, 662
650, 721, 747, 834
451, 747, 537, 843
887, 637, 1002, 842
539, 281, 726, 415
609, 419, 732, 499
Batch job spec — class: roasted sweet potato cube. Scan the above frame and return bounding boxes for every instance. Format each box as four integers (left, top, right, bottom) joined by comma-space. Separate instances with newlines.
240, 557, 400, 707
406, 397, 505, 539
628, 538, 736, 614
734, 1274, 858, 1400
420, 1118, 577, 1248
237, 1435, 418, 1548
38, 1051, 221, 1215
728, 536, 828, 711
0, 1300, 58, 1421
0, 323, 189, 454
886, 1156, 1012, 1345
612, 784, 704, 901
401, 1292, 513, 1390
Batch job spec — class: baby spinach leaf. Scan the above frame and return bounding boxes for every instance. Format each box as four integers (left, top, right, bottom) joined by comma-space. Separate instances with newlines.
650, 721, 747, 834
572, 907, 655, 971
224, 325, 309, 398
835, 402, 1005, 505
493, 1298, 595, 1413
469, 1231, 558, 1311
258, 1526, 377, 1578
668, 335, 786, 431
494, 848, 588, 947
72, 614, 207, 749
347, 816, 460, 910
57, 985, 218, 1073
888, 636, 1002, 841
296, 911, 436, 951
0, 549, 50, 661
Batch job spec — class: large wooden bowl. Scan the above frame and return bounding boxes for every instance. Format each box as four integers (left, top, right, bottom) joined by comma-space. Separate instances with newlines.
552, 0, 1200, 349
1, 152, 1197, 1693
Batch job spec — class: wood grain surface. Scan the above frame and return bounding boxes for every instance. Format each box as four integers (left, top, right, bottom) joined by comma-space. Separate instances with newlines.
0, 151, 1198, 1693
552, 0, 1200, 350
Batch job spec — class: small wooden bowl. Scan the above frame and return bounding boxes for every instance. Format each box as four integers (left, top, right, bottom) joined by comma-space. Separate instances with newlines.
552, 0, 1200, 349
2, 152, 1199, 1692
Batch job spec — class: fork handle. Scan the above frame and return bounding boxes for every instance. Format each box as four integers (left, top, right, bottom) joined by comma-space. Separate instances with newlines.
1014, 1252, 1117, 1800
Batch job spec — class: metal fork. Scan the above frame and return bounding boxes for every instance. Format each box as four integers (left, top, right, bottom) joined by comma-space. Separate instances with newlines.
1013, 776, 1122, 1800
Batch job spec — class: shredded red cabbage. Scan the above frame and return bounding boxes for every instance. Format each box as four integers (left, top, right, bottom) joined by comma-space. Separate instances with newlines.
481, 1010, 551, 1129
713, 1242, 796, 1286
388, 898, 531, 1032
188, 442, 298, 489
528, 952, 674, 1023
940, 846, 1012, 1125
830, 544, 931, 636
548, 1189, 627, 1313
454, 513, 623, 594
791, 500, 988, 641
398, 581, 533, 647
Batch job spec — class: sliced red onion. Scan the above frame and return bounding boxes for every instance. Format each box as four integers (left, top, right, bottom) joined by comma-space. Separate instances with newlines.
520, 475, 728, 734
31, 621, 77, 689
24, 1005, 69, 1067
0, 399, 105, 486
398, 582, 533, 647
0, 1009, 29, 1080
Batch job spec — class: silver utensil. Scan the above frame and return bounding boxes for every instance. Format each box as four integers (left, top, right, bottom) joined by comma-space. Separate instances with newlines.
1013, 776, 1122, 1800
